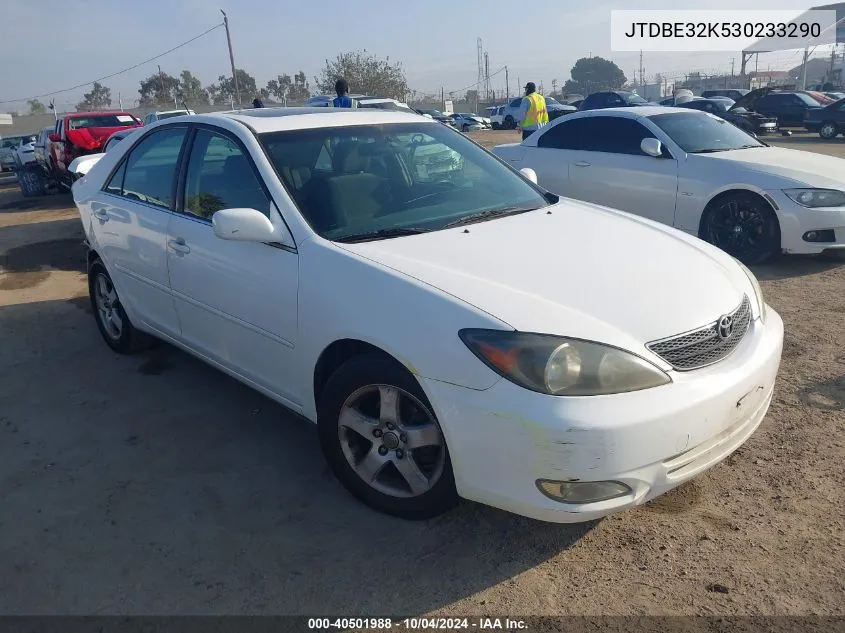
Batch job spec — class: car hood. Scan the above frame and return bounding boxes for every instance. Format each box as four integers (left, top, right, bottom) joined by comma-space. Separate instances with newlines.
337, 200, 746, 354
700, 146, 845, 188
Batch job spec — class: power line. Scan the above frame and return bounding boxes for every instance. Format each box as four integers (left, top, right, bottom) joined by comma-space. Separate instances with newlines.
0, 23, 224, 105
446, 65, 506, 97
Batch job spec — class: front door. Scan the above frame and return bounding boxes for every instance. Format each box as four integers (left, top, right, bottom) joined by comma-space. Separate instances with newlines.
566, 116, 678, 226
166, 126, 300, 405
91, 126, 187, 337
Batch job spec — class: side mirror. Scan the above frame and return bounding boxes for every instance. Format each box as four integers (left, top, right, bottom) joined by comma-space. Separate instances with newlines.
212, 208, 279, 242
49, 133, 61, 142
520, 167, 538, 184
640, 138, 664, 158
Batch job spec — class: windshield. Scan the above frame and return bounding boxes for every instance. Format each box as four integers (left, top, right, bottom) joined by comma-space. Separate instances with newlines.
259, 122, 549, 241
1, 136, 27, 148
545, 97, 560, 105
69, 114, 139, 129
649, 112, 764, 153
623, 93, 648, 105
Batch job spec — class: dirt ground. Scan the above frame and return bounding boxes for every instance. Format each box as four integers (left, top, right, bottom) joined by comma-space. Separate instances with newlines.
0, 132, 843, 617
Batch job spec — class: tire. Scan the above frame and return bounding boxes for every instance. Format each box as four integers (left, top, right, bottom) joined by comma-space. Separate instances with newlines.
819, 122, 838, 139
700, 192, 780, 265
503, 115, 515, 130
317, 354, 458, 520
491, 123, 500, 130
821, 250, 845, 262
88, 259, 152, 354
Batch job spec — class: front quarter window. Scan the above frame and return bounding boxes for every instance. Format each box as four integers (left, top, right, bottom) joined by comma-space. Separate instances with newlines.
260, 123, 549, 241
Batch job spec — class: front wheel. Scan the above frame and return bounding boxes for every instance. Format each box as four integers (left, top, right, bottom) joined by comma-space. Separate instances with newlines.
503, 115, 515, 130
819, 122, 838, 139
701, 192, 780, 265
318, 354, 458, 520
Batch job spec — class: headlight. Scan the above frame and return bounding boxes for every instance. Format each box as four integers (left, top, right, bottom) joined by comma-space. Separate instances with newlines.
459, 330, 671, 396
783, 188, 845, 208
733, 258, 767, 324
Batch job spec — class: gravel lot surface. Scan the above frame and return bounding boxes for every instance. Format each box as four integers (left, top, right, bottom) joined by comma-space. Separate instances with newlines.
0, 131, 842, 616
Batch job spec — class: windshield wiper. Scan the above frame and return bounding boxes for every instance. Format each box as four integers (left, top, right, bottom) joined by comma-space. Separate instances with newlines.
442, 206, 537, 229
334, 227, 431, 243
690, 148, 731, 154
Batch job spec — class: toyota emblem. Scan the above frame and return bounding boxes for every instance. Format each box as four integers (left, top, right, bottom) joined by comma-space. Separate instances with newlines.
717, 315, 734, 340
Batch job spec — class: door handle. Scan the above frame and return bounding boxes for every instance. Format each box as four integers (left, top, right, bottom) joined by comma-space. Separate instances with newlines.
167, 238, 191, 254
574, 161, 591, 167
92, 208, 109, 221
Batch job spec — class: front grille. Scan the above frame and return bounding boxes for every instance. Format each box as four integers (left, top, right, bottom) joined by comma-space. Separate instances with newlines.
646, 296, 752, 371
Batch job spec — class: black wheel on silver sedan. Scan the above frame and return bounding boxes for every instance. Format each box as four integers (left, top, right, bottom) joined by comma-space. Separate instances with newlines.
88, 259, 151, 354
317, 354, 458, 520
701, 192, 780, 265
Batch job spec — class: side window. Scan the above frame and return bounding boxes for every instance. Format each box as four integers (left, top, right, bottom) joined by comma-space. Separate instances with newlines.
607, 94, 624, 106
113, 127, 186, 209
183, 129, 270, 220
581, 117, 655, 155
537, 119, 586, 150
105, 161, 127, 195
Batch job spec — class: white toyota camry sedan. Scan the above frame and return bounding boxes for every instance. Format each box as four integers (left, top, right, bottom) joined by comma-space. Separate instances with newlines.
493, 106, 845, 264
72, 107, 784, 523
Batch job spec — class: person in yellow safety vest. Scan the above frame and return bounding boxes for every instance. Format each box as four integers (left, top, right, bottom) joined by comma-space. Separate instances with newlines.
516, 82, 549, 141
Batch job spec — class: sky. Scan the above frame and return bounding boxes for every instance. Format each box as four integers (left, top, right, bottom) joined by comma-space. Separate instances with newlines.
0, 0, 835, 111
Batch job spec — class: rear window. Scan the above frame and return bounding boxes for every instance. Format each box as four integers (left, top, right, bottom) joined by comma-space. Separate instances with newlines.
156, 112, 189, 120
68, 114, 139, 129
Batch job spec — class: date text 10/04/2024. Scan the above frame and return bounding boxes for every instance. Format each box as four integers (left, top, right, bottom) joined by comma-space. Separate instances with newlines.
307, 617, 529, 630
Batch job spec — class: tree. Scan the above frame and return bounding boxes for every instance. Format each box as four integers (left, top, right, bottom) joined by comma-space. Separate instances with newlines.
178, 70, 207, 106
76, 82, 112, 111
465, 90, 478, 105
267, 71, 311, 104
315, 50, 408, 100
214, 69, 258, 104
564, 57, 627, 94
27, 99, 46, 115
139, 71, 180, 107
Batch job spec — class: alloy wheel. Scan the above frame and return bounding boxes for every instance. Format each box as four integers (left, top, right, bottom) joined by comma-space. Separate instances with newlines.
94, 272, 123, 340
337, 384, 445, 498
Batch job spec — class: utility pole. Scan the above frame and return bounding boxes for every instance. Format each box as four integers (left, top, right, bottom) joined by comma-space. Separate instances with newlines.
801, 47, 810, 90
505, 66, 509, 98
551, 78, 558, 96
441, 86, 444, 111
830, 46, 837, 82
221, 9, 241, 107
158, 65, 165, 105
731, 58, 735, 76
638, 50, 644, 87
484, 52, 490, 102
118, 92, 123, 110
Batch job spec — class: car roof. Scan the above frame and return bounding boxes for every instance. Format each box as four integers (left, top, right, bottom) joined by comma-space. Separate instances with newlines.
566, 106, 691, 119
152, 109, 192, 114
67, 110, 135, 117
193, 107, 433, 134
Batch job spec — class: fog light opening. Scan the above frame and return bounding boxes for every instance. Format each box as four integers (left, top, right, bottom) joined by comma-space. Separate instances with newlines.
536, 479, 632, 504
802, 229, 836, 243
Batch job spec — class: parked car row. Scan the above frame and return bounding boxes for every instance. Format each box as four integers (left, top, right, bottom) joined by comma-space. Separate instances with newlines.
70, 106, 785, 525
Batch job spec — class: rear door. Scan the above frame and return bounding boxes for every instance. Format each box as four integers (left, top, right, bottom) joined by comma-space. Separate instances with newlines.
91, 126, 188, 337
566, 116, 678, 225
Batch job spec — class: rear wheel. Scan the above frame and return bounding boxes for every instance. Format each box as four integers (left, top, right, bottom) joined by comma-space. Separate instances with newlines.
503, 115, 515, 130
88, 260, 151, 354
701, 192, 780, 265
318, 354, 458, 520
819, 122, 838, 139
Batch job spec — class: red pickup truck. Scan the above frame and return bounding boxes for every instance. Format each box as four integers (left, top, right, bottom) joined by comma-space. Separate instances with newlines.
47, 111, 141, 188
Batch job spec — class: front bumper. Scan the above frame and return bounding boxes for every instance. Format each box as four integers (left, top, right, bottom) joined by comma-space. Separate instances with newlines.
421, 308, 784, 523
766, 190, 845, 255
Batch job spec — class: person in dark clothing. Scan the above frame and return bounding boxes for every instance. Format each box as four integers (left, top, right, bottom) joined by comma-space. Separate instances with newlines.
252, 98, 264, 108
332, 78, 357, 108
